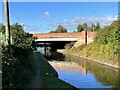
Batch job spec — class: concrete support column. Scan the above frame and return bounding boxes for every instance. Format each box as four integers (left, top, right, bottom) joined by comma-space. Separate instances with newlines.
81, 31, 87, 45
44, 43, 47, 56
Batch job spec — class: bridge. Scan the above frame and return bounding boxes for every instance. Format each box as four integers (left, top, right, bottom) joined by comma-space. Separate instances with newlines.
33, 31, 96, 47
33, 32, 82, 42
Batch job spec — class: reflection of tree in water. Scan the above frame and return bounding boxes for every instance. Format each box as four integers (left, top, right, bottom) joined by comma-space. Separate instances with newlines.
65, 54, 119, 88
47, 51, 65, 61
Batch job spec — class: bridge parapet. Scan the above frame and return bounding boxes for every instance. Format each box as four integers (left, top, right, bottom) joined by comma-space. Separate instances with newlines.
33, 32, 82, 38
33, 31, 96, 47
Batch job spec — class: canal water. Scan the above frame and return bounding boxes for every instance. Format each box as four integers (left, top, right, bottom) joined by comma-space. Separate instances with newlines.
37, 48, 119, 89
37, 47, 45, 54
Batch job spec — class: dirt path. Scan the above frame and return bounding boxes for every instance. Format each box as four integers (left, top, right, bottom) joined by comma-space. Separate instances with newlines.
32, 52, 42, 88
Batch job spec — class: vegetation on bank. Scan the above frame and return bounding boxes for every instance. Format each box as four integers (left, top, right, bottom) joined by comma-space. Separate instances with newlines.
65, 21, 119, 68
1, 23, 78, 89
35, 52, 78, 89
2, 23, 36, 88
64, 54, 119, 88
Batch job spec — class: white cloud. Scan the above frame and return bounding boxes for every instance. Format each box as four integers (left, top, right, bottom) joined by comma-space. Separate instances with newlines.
63, 19, 67, 22
41, 11, 51, 20
44, 11, 50, 15
22, 15, 117, 33
23, 24, 43, 33
51, 16, 117, 32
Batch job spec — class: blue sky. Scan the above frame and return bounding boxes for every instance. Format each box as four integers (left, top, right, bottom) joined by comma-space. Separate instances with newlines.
1, 2, 118, 33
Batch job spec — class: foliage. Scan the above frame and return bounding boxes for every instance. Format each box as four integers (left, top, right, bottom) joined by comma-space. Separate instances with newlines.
68, 21, 119, 67
2, 23, 36, 88
82, 23, 87, 31
0, 23, 5, 34
94, 21, 119, 45
94, 22, 101, 31
90, 22, 100, 31
64, 42, 75, 49
50, 25, 67, 33
10, 23, 36, 50
77, 24, 83, 32
77, 23, 88, 32
2, 46, 35, 88
82, 21, 119, 65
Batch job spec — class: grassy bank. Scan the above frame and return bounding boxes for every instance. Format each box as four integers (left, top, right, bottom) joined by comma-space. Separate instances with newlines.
64, 21, 119, 69
35, 52, 78, 89
64, 44, 119, 69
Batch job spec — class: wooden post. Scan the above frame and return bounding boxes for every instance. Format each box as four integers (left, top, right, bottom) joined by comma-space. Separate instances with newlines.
4, 0, 11, 47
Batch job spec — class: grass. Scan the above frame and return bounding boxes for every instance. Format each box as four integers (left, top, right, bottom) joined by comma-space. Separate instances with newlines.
35, 52, 79, 89
64, 47, 119, 69
25, 53, 36, 88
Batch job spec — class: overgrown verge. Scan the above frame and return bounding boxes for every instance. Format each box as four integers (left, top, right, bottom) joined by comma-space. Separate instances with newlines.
2, 46, 36, 88
65, 21, 119, 69
2, 23, 36, 88
35, 52, 78, 89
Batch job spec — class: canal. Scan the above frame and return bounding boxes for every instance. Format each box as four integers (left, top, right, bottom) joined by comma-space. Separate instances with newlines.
37, 47, 119, 89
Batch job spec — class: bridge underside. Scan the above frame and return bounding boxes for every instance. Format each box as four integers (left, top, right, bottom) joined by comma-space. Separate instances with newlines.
35, 37, 78, 42
35, 41, 74, 51
35, 37, 77, 51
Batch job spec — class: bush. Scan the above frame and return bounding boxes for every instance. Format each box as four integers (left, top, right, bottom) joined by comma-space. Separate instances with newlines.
2, 23, 36, 88
65, 42, 75, 49
2, 46, 35, 88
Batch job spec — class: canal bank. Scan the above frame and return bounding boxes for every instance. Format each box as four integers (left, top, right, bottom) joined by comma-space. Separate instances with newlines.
58, 49, 119, 70
34, 51, 78, 89
49, 51, 119, 88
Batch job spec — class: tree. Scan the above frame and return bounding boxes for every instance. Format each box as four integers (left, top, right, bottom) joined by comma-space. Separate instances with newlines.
94, 21, 119, 45
50, 30, 55, 33
10, 23, 36, 49
82, 23, 87, 31
50, 25, 67, 33
0, 23, 5, 33
90, 23, 96, 31
94, 22, 100, 31
55, 25, 67, 33
77, 24, 83, 32
2, 23, 36, 88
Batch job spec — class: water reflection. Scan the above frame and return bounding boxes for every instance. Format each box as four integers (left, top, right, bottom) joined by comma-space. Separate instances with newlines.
58, 70, 112, 88
81, 65, 87, 75
37, 48, 119, 88
64, 54, 119, 88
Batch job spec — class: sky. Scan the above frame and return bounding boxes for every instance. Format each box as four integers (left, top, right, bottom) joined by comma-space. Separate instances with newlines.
1, 2, 118, 33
